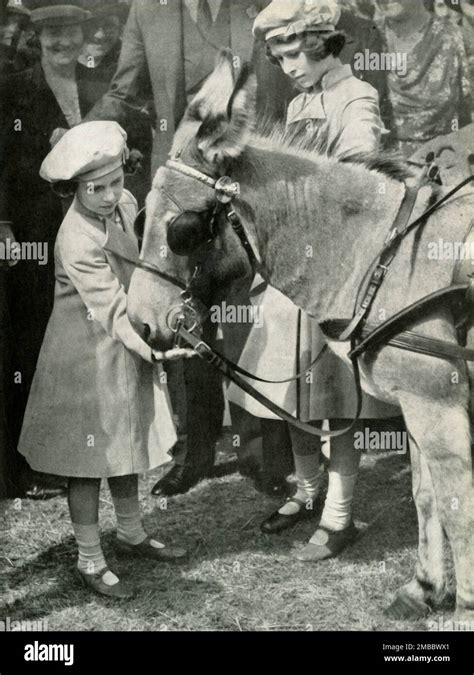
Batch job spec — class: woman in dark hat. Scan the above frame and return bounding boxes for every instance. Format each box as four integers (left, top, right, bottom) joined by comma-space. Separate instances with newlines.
0, 1, 91, 498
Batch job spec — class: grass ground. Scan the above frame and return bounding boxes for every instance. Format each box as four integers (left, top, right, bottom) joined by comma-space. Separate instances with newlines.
0, 440, 456, 632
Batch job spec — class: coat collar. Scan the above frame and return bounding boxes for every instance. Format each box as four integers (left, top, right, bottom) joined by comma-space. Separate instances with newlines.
287, 64, 353, 125
26, 61, 88, 125
74, 195, 139, 265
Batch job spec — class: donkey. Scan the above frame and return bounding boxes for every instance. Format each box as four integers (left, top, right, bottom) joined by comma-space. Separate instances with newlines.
128, 51, 474, 622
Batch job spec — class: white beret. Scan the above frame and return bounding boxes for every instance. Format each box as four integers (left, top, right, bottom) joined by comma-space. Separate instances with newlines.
253, 0, 341, 42
40, 121, 129, 183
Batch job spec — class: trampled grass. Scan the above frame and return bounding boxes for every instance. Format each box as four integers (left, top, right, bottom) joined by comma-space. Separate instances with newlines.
0, 445, 455, 632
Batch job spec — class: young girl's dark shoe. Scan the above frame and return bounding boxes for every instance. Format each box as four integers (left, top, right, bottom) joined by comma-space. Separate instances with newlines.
260, 497, 318, 534
114, 535, 188, 562
293, 521, 359, 562
76, 566, 134, 599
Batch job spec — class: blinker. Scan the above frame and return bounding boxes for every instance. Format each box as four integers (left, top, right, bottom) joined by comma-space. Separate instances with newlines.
167, 210, 213, 256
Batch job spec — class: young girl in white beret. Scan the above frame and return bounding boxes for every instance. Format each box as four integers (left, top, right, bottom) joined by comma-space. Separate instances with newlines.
18, 121, 189, 598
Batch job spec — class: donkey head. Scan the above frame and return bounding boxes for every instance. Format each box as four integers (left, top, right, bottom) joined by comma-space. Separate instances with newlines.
128, 50, 257, 348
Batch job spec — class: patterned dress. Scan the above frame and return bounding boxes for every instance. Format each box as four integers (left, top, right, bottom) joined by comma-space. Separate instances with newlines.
379, 16, 472, 157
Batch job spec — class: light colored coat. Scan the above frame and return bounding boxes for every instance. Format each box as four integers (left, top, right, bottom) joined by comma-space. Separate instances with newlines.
18, 191, 176, 478
227, 67, 398, 420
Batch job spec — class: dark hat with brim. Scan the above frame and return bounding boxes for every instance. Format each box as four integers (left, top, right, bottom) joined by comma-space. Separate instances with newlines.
30, 4, 92, 26
5, 1, 31, 19
87, 1, 130, 22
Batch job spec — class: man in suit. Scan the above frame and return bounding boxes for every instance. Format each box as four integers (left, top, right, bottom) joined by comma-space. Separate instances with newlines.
86, 0, 295, 497
337, 2, 392, 134
87, 0, 294, 175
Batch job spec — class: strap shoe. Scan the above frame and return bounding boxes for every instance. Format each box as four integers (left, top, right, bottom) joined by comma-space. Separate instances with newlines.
114, 535, 188, 562
76, 566, 134, 599
293, 521, 359, 561
260, 497, 319, 534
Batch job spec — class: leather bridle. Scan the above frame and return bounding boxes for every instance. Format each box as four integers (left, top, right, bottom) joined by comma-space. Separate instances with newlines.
135, 158, 254, 343
135, 157, 353, 438
134, 155, 474, 438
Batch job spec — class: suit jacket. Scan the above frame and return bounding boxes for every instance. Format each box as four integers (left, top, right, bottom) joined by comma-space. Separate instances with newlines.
77, 41, 154, 206
87, 0, 293, 175
18, 191, 176, 478
337, 9, 392, 133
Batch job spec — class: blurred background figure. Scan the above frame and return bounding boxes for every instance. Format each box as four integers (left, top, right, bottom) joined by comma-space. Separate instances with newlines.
77, 0, 152, 205
78, 0, 128, 71
341, 0, 377, 19
376, 0, 471, 157
0, 0, 91, 498
0, 0, 37, 77
336, 0, 392, 135
426, 0, 474, 111
0, 221, 15, 502
459, 0, 474, 103
432, 0, 463, 23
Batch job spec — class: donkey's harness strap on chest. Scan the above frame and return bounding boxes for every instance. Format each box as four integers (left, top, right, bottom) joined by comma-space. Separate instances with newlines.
322, 284, 474, 362
338, 186, 420, 342
339, 175, 474, 345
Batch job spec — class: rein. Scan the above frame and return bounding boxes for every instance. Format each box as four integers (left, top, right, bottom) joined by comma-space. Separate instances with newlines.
135, 157, 474, 437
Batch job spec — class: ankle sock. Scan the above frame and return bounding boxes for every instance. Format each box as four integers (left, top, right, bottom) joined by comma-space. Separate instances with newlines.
279, 453, 321, 516
319, 471, 358, 532
72, 522, 118, 585
112, 495, 147, 545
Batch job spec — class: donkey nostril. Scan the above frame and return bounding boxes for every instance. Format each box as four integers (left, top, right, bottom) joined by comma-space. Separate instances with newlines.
142, 323, 151, 342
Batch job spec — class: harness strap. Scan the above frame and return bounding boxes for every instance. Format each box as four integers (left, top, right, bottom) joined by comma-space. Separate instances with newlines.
340, 176, 474, 343
339, 186, 419, 341
178, 325, 363, 438
348, 284, 474, 360
321, 284, 474, 362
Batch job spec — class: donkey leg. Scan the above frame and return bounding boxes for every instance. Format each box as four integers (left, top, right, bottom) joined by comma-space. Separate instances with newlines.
395, 395, 474, 621
385, 434, 447, 619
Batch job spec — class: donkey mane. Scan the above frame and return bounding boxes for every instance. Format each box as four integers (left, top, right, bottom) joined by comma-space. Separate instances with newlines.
255, 117, 412, 182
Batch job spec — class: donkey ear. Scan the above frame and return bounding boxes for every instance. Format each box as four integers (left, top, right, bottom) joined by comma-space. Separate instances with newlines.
193, 58, 257, 164
188, 49, 237, 121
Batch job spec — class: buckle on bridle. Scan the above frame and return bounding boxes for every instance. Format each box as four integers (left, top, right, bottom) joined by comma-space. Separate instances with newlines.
215, 176, 240, 204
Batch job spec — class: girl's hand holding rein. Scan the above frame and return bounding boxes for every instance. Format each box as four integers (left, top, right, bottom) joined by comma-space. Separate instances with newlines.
151, 348, 197, 362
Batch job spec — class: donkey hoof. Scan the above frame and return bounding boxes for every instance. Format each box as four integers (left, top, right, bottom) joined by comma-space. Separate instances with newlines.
384, 594, 431, 620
